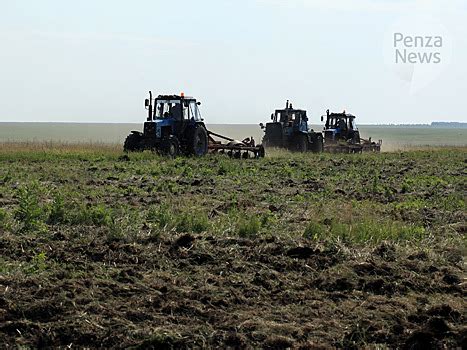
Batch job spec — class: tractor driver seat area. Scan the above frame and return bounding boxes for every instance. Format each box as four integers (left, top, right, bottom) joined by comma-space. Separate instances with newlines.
169, 103, 185, 137
170, 103, 183, 121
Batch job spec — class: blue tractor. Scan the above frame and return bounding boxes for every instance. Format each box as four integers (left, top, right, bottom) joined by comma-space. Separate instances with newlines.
124, 92, 209, 157
125, 92, 266, 158
321, 110, 382, 153
322, 110, 361, 145
260, 100, 323, 153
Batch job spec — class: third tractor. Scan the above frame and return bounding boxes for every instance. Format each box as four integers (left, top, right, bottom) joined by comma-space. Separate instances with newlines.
321, 110, 382, 153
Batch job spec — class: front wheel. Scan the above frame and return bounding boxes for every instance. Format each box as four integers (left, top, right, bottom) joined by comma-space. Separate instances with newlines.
161, 136, 180, 158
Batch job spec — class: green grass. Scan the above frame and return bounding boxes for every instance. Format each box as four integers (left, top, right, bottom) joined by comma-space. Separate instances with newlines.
0, 143, 465, 245
237, 214, 261, 237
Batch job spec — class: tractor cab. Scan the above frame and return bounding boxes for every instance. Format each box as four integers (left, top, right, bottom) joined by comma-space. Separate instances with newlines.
260, 100, 309, 145
151, 96, 202, 121
322, 110, 360, 144
259, 100, 310, 148
144, 93, 203, 140
270, 100, 309, 134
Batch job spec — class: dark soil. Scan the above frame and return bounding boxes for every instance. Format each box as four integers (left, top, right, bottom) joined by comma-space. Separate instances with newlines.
0, 231, 465, 348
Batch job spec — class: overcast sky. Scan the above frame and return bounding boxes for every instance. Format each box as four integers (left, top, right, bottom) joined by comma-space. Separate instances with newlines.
1, 0, 466, 124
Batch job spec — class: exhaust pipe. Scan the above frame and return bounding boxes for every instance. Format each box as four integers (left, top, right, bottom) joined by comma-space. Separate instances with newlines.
147, 91, 153, 121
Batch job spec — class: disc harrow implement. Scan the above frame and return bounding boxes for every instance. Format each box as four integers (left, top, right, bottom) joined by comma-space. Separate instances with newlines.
208, 130, 265, 159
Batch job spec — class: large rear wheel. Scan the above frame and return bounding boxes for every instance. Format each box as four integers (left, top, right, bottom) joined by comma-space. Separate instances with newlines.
188, 126, 208, 156
123, 132, 143, 152
263, 123, 283, 148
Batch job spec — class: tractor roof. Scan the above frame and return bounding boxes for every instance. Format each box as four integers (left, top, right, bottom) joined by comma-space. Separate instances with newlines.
276, 108, 306, 113
156, 94, 196, 101
329, 112, 356, 118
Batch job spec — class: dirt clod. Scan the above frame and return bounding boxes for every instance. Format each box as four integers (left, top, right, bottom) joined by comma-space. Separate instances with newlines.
174, 233, 195, 248
286, 246, 316, 259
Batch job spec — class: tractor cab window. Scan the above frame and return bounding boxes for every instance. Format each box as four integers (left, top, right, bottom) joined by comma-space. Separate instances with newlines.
275, 112, 281, 122
182, 101, 189, 120
188, 101, 201, 121
279, 112, 289, 124
155, 102, 168, 119
297, 112, 306, 123
155, 100, 183, 120
283, 112, 295, 124
170, 103, 182, 120
337, 118, 347, 130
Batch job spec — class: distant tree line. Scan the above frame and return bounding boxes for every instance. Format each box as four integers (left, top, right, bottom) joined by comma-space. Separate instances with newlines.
431, 122, 467, 128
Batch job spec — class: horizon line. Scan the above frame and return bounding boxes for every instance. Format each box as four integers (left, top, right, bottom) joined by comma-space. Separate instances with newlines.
1, 121, 465, 126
